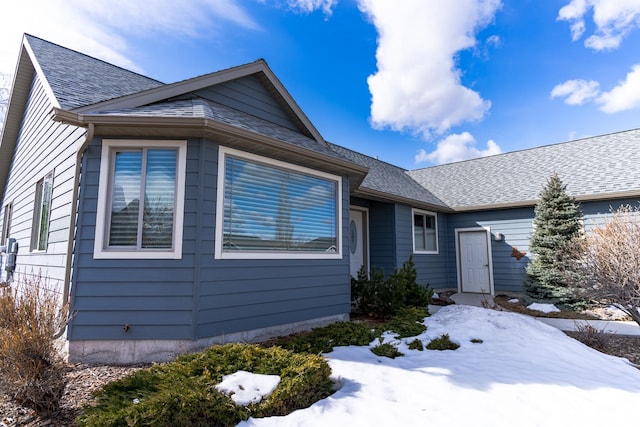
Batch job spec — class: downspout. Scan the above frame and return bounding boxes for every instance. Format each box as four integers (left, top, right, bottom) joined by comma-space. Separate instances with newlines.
56, 122, 94, 338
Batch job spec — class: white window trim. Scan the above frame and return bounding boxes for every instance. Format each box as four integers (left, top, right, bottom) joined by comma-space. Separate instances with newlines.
2, 201, 13, 246
94, 139, 187, 260
215, 146, 343, 260
412, 208, 439, 254
31, 171, 54, 252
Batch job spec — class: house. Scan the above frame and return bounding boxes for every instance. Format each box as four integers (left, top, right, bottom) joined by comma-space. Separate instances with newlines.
1, 34, 639, 363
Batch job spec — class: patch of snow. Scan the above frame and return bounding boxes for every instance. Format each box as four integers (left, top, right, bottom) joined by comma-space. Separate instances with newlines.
508, 298, 519, 303
239, 305, 640, 426
527, 302, 560, 313
432, 292, 439, 299
215, 370, 280, 405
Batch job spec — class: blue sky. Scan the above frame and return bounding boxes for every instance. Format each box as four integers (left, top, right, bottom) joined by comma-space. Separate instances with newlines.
1, 0, 640, 169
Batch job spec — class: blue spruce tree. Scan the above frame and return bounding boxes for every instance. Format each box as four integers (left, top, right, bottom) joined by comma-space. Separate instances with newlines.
523, 173, 584, 306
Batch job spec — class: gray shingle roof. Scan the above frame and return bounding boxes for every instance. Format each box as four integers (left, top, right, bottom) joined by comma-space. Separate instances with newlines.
407, 129, 640, 210
328, 143, 448, 209
25, 34, 163, 109
89, 98, 344, 159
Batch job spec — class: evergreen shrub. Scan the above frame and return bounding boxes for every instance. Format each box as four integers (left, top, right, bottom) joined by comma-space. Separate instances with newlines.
351, 256, 433, 316
77, 344, 333, 427
426, 334, 460, 351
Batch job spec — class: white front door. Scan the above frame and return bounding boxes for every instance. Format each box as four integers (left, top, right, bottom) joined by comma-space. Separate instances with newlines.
458, 230, 492, 294
349, 209, 367, 278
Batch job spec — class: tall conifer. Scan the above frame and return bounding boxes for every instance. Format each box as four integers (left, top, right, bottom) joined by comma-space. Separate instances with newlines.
524, 173, 584, 304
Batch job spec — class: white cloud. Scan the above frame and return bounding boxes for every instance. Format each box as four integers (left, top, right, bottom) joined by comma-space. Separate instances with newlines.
558, 0, 640, 50
597, 64, 640, 112
550, 65, 640, 113
486, 34, 501, 47
550, 79, 600, 105
357, 0, 502, 139
286, 0, 338, 15
415, 132, 502, 165
0, 0, 260, 77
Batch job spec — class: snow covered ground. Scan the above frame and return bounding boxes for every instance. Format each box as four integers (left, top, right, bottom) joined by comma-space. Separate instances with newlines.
238, 305, 640, 427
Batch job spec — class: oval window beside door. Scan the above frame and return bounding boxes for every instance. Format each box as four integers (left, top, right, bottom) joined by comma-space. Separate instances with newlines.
349, 220, 357, 254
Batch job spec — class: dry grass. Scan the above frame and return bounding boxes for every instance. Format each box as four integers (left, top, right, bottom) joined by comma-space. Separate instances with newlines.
0, 273, 69, 416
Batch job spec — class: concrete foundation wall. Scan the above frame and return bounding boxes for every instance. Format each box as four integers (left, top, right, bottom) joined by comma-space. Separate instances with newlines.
67, 313, 348, 364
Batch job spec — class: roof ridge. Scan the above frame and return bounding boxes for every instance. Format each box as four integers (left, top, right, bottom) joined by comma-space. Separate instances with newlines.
411, 127, 640, 172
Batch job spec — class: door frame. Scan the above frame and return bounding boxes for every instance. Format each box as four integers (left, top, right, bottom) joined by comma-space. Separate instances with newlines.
349, 206, 369, 277
454, 227, 495, 295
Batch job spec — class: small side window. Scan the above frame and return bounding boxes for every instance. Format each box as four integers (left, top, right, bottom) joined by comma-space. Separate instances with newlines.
31, 172, 54, 251
412, 209, 438, 254
1, 202, 12, 246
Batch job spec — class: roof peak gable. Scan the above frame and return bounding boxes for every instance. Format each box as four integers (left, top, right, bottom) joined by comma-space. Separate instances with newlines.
74, 58, 325, 143
23, 34, 163, 110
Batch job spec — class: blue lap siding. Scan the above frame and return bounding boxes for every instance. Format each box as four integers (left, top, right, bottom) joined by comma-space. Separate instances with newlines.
443, 197, 640, 293
69, 137, 351, 341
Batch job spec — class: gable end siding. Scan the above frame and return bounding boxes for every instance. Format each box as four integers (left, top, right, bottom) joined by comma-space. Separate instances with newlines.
1, 73, 85, 289
193, 75, 298, 132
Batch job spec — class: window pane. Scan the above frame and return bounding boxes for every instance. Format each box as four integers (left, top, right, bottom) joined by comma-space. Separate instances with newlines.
2, 203, 12, 246
424, 215, 437, 251
414, 214, 425, 251
109, 151, 142, 246
414, 212, 437, 252
143, 149, 176, 248
37, 174, 53, 250
223, 156, 337, 252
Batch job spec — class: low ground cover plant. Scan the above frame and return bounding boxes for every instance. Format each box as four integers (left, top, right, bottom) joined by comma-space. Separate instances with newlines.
269, 321, 377, 354
408, 338, 424, 351
426, 334, 460, 351
381, 306, 429, 338
78, 344, 333, 427
371, 341, 403, 358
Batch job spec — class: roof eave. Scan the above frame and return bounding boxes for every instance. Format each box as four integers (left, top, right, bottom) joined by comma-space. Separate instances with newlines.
448, 191, 640, 212
51, 108, 368, 189
1, 41, 42, 200
353, 188, 453, 212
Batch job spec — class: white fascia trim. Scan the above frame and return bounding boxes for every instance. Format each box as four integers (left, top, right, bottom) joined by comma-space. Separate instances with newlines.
93, 139, 187, 260
215, 146, 343, 260
411, 208, 439, 255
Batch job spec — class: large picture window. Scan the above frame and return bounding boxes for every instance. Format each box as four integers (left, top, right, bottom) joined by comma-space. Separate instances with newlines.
31, 172, 53, 251
413, 209, 438, 254
94, 140, 186, 259
216, 147, 342, 259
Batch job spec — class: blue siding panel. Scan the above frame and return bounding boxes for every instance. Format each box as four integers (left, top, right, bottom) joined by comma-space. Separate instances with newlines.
394, 205, 450, 288
368, 201, 396, 275
444, 198, 640, 293
0, 74, 85, 288
70, 137, 352, 343
193, 75, 299, 132
446, 207, 534, 293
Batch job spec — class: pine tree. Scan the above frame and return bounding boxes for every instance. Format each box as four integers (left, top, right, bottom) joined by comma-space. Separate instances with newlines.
523, 173, 584, 305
